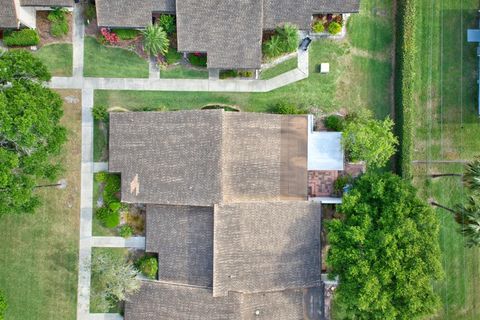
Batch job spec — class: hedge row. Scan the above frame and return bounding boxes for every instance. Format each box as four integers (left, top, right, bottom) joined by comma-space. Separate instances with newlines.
394, 0, 416, 179
3, 29, 40, 47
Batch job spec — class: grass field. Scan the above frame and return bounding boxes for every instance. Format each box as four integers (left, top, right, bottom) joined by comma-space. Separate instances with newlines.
93, 119, 108, 162
260, 56, 298, 80
34, 43, 73, 77
160, 65, 209, 79
84, 37, 149, 78
0, 90, 81, 319
412, 0, 480, 318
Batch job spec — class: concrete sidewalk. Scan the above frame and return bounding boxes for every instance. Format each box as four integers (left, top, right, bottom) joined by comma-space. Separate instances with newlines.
92, 236, 146, 249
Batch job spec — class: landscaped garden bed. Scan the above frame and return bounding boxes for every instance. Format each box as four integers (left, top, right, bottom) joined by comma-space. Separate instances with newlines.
311, 14, 344, 35
92, 172, 145, 237
262, 24, 299, 62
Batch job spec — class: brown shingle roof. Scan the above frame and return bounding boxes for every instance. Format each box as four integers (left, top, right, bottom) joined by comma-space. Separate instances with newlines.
124, 281, 308, 320
146, 205, 213, 287
0, 0, 18, 28
213, 201, 322, 297
109, 110, 308, 206
109, 110, 224, 206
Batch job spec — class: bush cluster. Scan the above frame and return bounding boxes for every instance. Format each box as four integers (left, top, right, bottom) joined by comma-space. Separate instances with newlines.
135, 256, 158, 279
3, 29, 40, 47
92, 105, 108, 121
328, 21, 342, 35
263, 23, 299, 59
324, 115, 344, 131
158, 15, 176, 35
48, 8, 69, 38
95, 173, 122, 228
394, 0, 416, 179
119, 224, 134, 238
271, 102, 307, 115
112, 29, 140, 40
188, 53, 207, 67
312, 21, 325, 33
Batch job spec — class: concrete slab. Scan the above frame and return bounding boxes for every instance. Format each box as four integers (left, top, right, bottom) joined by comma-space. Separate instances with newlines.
92, 236, 146, 249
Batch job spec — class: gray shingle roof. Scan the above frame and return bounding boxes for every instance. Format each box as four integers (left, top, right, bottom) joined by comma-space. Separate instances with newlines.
213, 201, 322, 297
313, 0, 361, 13
96, 0, 153, 28
20, 0, 72, 6
176, 0, 263, 69
124, 281, 308, 320
0, 0, 18, 28
146, 205, 213, 287
109, 110, 224, 206
109, 110, 308, 206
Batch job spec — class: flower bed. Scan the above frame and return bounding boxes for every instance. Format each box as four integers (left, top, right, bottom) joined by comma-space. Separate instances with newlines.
311, 14, 344, 35
36, 10, 72, 45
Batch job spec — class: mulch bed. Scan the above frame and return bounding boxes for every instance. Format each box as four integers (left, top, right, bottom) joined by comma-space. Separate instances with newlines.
36, 10, 72, 47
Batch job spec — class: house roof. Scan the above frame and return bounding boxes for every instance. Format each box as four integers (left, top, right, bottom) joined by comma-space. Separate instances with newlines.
176, 0, 263, 69
0, 0, 18, 28
124, 281, 308, 320
313, 0, 361, 13
19, 0, 72, 6
146, 205, 213, 287
96, 0, 152, 28
213, 201, 322, 297
109, 110, 308, 206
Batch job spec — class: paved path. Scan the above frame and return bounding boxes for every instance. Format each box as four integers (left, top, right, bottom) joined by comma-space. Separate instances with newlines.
90, 314, 124, 320
93, 162, 108, 172
92, 236, 146, 248
78, 88, 94, 320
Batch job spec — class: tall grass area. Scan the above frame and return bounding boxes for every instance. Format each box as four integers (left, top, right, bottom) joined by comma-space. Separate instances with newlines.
412, 0, 480, 318
0, 90, 81, 319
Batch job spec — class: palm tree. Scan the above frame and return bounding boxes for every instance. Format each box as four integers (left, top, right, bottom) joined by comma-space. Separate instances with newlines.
142, 23, 169, 57
430, 196, 480, 247
463, 158, 480, 191
276, 23, 299, 53
263, 35, 282, 58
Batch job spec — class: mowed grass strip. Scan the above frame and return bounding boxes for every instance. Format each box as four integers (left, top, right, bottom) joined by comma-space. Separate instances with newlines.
260, 57, 298, 80
0, 89, 81, 320
83, 36, 149, 78
412, 0, 480, 318
160, 65, 209, 79
34, 43, 73, 77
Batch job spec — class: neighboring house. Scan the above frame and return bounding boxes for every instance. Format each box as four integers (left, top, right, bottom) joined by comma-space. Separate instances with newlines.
109, 110, 344, 319
96, 0, 361, 70
0, 0, 72, 29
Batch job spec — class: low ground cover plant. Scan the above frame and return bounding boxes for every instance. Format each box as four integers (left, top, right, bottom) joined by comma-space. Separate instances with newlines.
119, 225, 134, 238
95, 172, 122, 228
92, 105, 108, 121
324, 115, 344, 131
99, 28, 119, 45
48, 7, 69, 38
112, 29, 139, 40
157, 15, 176, 35
270, 102, 307, 115
188, 52, 207, 67
3, 29, 40, 46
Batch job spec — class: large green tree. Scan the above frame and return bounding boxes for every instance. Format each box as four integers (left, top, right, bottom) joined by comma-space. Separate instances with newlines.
342, 109, 398, 168
0, 50, 66, 216
327, 172, 442, 319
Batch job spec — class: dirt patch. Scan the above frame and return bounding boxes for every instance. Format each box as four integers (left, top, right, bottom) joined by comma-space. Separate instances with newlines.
36, 11, 72, 46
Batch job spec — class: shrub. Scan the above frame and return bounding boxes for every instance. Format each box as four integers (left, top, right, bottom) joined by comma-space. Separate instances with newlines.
84, 3, 96, 21
165, 47, 182, 64
324, 115, 344, 131
394, 0, 416, 179
158, 15, 176, 35
100, 28, 119, 45
0, 290, 7, 320
3, 29, 40, 47
95, 171, 108, 183
103, 174, 121, 204
119, 225, 134, 238
276, 23, 298, 53
188, 52, 207, 67
328, 21, 342, 35
333, 175, 351, 195
220, 70, 238, 79
112, 29, 139, 40
263, 35, 283, 59
92, 105, 108, 121
239, 70, 253, 77
103, 209, 120, 228
312, 21, 325, 33
51, 20, 69, 37
142, 23, 169, 56
271, 102, 307, 115
47, 7, 68, 23
136, 256, 158, 279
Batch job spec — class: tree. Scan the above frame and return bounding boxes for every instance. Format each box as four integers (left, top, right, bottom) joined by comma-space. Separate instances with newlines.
431, 196, 480, 247
342, 109, 398, 168
91, 252, 141, 312
0, 290, 6, 320
263, 35, 283, 58
142, 23, 169, 56
463, 158, 480, 191
327, 172, 442, 320
0, 50, 67, 216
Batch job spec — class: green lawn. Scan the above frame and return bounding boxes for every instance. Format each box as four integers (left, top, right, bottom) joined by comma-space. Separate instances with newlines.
83, 37, 149, 78
412, 0, 480, 318
0, 90, 81, 319
260, 57, 298, 80
34, 43, 73, 77
161, 65, 209, 79
93, 119, 108, 162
